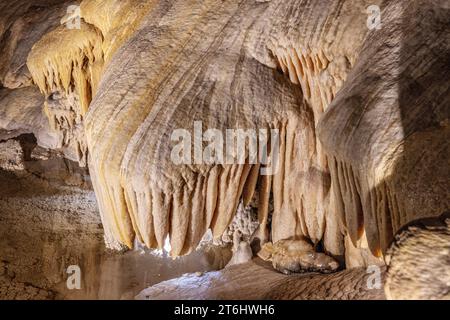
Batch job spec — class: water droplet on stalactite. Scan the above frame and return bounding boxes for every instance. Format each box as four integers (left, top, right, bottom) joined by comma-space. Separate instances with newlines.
164, 235, 172, 253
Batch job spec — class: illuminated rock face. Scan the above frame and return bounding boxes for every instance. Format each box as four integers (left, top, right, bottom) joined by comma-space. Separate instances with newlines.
83, 0, 379, 256
0, 0, 448, 299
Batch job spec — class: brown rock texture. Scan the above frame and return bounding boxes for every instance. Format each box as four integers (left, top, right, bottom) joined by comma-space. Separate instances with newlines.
318, 0, 449, 257
0, 0, 74, 89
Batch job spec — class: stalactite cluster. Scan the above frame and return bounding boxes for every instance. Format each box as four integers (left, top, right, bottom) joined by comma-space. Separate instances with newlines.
2, 0, 446, 278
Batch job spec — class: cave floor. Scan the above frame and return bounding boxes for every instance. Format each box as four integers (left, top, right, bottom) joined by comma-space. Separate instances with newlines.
138, 259, 386, 300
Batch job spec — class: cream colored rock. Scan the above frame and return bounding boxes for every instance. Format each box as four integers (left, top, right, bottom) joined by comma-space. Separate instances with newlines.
344, 232, 384, 269
259, 239, 339, 274
85, 0, 310, 253
80, 0, 157, 64
27, 21, 103, 166
83, 0, 385, 258
18, 0, 387, 261
2, 0, 447, 284
25, 0, 155, 166
226, 241, 253, 267
0, 0, 93, 164
0, 0, 447, 301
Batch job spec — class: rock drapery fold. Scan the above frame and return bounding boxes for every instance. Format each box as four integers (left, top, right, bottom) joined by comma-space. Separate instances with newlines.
8, 0, 448, 267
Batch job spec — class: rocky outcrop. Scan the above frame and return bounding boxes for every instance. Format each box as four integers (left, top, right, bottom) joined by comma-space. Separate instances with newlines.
385, 212, 450, 300
25, 0, 155, 166
259, 239, 340, 274
83, 0, 381, 258
0, 87, 63, 152
7, 0, 446, 262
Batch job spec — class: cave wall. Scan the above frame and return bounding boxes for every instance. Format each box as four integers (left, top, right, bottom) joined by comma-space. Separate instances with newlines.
318, 0, 450, 255
0, 0, 448, 272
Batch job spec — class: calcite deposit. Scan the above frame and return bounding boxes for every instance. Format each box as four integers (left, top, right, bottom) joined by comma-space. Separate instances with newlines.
0, 0, 448, 300
259, 239, 340, 274
83, 0, 375, 256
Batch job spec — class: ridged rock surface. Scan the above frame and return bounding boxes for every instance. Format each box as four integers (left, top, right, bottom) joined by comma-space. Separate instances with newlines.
0, 0, 73, 89
0, 0, 448, 300
318, 0, 450, 256
84, 0, 385, 258
15, 0, 447, 261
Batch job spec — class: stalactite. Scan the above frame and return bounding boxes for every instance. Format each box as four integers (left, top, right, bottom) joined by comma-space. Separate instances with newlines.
83, 0, 378, 258
319, 0, 449, 258
27, 22, 104, 115
26, 21, 104, 166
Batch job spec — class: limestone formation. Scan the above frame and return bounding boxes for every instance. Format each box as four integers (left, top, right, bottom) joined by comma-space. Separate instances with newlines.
216, 201, 259, 247
0, 140, 25, 171
137, 260, 386, 300
26, 0, 155, 166
385, 212, 450, 300
11, 0, 448, 261
83, 0, 380, 257
0, 87, 64, 154
226, 241, 253, 267
0, 0, 448, 300
259, 239, 340, 274
318, 0, 449, 256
